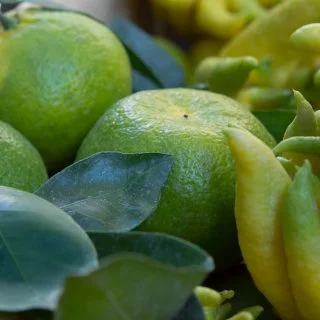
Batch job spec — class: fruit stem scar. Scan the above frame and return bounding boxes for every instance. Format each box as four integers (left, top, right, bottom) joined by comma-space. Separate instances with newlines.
183, 114, 189, 119
0, 13, 17, 30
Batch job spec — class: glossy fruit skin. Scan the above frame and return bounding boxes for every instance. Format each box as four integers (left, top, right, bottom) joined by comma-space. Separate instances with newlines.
0, 120, 47, 192
0, 9, 132, 172
77, 89, 275, 269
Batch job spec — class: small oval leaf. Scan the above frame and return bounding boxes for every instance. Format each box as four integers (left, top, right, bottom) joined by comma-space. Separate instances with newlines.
35, 152, 173, 233
0, 187, 98, 311
55, 233, 214, 320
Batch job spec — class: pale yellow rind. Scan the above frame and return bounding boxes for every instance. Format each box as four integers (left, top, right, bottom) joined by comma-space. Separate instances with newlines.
225, 128, 300, 320
283, 163, 320, 320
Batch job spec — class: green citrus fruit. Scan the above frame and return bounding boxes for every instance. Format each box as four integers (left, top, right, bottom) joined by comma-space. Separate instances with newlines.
0, 8, 132, 172
0, 120, 47, 192
76, 88, 275, 269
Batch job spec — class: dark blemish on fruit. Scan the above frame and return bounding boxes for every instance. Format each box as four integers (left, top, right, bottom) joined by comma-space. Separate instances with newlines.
183, 114, 189, 119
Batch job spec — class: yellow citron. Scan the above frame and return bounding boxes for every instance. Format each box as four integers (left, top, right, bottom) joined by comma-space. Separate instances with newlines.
258, 0, 283, 7
195, 286, 234, 308
290, 23, 320, 53
283, 90, 318, 139
150, 0, 196, 34
221, 0, 320, 87
228, 0, 266, 21
226, 306, 263, 320
195, 0, 247, 39
283, 162, 320, 320
225, 128, 301, 320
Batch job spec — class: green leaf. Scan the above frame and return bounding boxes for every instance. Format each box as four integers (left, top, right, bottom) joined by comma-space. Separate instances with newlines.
35, 152, 173, 233
172, 294, 205, 320
0, 187, 98, 311
55, 233, 214, 320
253, 109, 296, 142
110, 18, 185, 89
132, 70, 159, 92
88, 231, 210, 264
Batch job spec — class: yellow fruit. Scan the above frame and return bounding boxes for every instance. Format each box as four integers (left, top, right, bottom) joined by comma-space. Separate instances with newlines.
150, 0, 195, 34
189, 38, 226, 68
194, 0, 247, 39
221, 0, 320, 87
283, 162, 320, 320
225, 128, 301, 320
0, 120, 47, 192
77, 88, 275, 269
0, 8, 131, 172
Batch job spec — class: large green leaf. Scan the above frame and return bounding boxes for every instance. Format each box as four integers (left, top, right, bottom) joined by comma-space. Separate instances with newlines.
35, 152, 173, 233
55, 233, 214, 320
132, 70, 159, 92
0, 187, 98, 311
110, 18, 185, 90
88, 231, 210, 263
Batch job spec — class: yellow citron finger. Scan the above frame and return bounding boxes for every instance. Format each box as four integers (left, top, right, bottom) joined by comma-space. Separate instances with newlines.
290, 23, 320, 53
283, 90, 318, 139
228, 0, 266, 21
150, 0, 196, 34
221, 0, 320, 87
225, 128, 301, 320
195, 0, 247, 39
194, 56, 258, 97
195, 286, 234, 308
226, 305, 263, 320
283, 162, 320, 320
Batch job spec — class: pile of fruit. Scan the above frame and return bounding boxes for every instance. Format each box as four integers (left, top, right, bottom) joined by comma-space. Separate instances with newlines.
1, 0, 320, 319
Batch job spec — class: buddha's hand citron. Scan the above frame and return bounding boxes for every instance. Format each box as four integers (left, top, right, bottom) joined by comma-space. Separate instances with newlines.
194, 286, 263, 320
225, 128, 300, 320
227, 127, 320, 319
274, 91, 320, 174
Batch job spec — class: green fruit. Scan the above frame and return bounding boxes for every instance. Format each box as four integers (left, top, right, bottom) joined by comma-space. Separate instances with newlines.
0, 9, 132, 172
77, 88, 275, 269
0, 120, 47, 192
